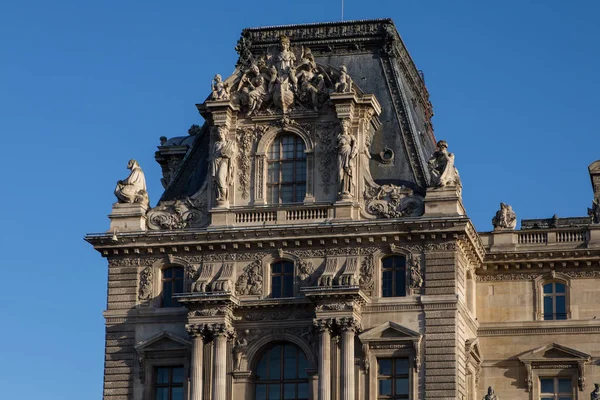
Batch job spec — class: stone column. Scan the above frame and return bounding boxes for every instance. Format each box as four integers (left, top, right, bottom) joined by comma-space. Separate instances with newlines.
186, 324, 207, 400
210, 324, 232, 400
190, 335, 204, 400
314, 319, 332, 400
338, 318, 359, 400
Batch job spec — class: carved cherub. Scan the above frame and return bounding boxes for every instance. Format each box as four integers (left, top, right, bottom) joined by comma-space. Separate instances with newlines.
211, 74, 229, 100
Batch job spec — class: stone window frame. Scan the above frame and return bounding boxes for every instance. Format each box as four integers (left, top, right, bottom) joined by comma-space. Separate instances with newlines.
139, 256, 194, 308
255, 126, 315, 205
372, 248, 415, 300
465, 338, 482, 400
134, 331, 191, 400
533, 272, 572, 321
359, 322, 422, 400
260, 252, 301, 298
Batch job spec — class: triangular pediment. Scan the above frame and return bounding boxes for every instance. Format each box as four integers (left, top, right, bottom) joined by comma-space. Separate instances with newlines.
518, 343, 590, 363
135, 331, 190, 353
359, 321, 421, 343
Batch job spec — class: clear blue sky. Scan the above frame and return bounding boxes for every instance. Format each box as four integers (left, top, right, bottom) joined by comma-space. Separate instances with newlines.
1, 1, 599, 399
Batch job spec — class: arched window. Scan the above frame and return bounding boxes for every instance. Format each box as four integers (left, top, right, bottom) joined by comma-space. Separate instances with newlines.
267, 134, 306, 204
161, 267, 184, 307
255, 343, 309, 400
271, 261, 294, 298
382, 256, 406, 297
542, 282, 566, 320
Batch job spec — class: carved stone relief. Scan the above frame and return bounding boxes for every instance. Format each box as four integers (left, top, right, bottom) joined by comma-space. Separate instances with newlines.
236, 125, 267, 199
235, 260, 263, 295
146, 182, 208, 230
363, 183, 424, 219
138, 266, 153, 301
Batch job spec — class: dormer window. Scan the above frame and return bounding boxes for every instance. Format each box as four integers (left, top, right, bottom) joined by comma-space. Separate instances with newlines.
267, 134, 306, 204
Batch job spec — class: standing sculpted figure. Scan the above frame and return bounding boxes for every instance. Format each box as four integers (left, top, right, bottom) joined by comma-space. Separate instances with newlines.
212, 126, 237, 203
482, 386, 498, 400
335, 65, 353, 93
492, 203, 517, 230
211, 74, 229, 100
427, 140, 461, 187
114, 159, 148, 206
276, 35, 296, 74
233, 337, 248, 371
337, 119, 358, 196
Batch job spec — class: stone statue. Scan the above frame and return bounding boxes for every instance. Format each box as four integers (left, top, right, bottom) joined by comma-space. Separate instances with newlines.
409, 258, 423, 289
233, 337, 248, 371
591, 383, 600, 400
114, 159, 148, 206
482, 386, 498, 400
211, 74, 229, 100
211, 126, 237, 203
335, 65, 353, 93
276, 35, 296, 74
492, 203, 517, 230
337, 119, 358, 196
427, 140, 461, 188
589, 198, 600, 224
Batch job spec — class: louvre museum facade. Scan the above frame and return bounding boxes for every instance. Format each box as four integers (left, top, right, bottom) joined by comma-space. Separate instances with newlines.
85, 19, 600, 400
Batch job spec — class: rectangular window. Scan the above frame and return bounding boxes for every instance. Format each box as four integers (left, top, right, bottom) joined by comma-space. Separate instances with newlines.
539, 377, 573, 400
154, 366, 184, 400
378, 358, 409, 399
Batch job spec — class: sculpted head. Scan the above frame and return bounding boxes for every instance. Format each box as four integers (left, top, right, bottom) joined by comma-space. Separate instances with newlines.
214, 74, 222, 82
487, 386, 494, 395
217, 126, 228, 140
340, 65, 348, 74
127, 159, 139, 170
341, 119, 351, 135
280, 35, 291, 51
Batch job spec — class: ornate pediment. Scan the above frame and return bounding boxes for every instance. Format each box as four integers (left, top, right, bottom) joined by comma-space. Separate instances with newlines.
518, 343, 591, 363
135, 331, 190, 353
359, 321, 420, 343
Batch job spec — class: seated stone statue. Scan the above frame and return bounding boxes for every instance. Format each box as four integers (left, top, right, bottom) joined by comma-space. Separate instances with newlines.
492, 202, 517, 230
427, 140, 461, 188
114, 159, 149, 206
482, 386, 498, 400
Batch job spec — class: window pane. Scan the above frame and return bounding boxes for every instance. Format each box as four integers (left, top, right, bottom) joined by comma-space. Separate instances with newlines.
269, 138, 280, 160
395, 359, 409, 374
269, 384, 282, 400
556, 296, 566, 319
273, 263, 282, 273
283, 383, 296, 399
295, 184, 306, 202
543, 296, 553, 320
543, 283, 553, 294
555, 283, 566, 293
163, 268, 172, 278
156, 367, 170, 384
171, 387, 184, 400
281, 186, 293, 203
256, 384, 267, 400
395, 378, 409, 395
172, 367, 184, 383
257, 358, 267, 380
284, 262, 294, 274
558, 397, 573, 400
155, 387, 169, 400
379, 379, 392, 395
283, 275, 294, 298
174, 268, 184, 278
378, 359, 392, 375
283, 346, 297, 379
268, 164, 280, 183
174, 279, 184, 295
558, 378, 571, 393
297, 382, 309, 398
269, 346, 281, 379
540, 378, 554, 393
382, 271, 392, 297
382, 257, 394, 268
281, 162, 293, 182
163, 283, 173, 307
295, 162, 306, 181
395, 268, 406, 297
298, 354, 308, 379
272, 275, 282, 298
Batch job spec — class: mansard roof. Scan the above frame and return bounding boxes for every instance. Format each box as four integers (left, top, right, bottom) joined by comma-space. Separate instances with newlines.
159, 19, 436, 202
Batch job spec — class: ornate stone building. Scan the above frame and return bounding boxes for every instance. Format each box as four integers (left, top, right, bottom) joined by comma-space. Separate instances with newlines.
86, 19, 600, 400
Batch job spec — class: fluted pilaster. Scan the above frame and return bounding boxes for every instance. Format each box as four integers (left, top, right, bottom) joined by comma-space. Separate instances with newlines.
337, 317, 360, 400
207, 323, 234, 400
185, 324, 208, 400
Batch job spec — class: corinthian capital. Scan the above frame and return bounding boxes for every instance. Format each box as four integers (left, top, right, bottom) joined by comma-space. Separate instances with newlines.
185, 323, 208, 339
206, 322, 235, 339
313, 318, 334, 333
336, 317, 361, 333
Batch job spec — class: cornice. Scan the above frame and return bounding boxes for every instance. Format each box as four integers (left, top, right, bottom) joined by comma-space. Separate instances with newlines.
478, 320, 600, 337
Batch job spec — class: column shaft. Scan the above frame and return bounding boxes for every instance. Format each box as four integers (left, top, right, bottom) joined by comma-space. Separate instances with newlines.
318, 329, 331, 400
340, 329, 355, 400
212, 335, 227, 400
190, 336, 203, 400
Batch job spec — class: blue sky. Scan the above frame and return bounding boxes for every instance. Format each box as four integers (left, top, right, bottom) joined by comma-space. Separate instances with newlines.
1, 1, 599, 399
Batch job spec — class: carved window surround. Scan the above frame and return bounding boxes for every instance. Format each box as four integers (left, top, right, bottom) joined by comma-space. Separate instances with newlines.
138, 256, 196, 308
518, 343, 591, 396
533, 272, 572, 321
260, 251, 301, 299
359, 321, 422, 400
255, 125, 315, 206
134, 331, 191, 399
465, 338, 482, 400
371, 246, 421, 299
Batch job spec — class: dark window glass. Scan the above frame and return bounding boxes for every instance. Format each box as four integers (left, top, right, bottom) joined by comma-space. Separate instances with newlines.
154, 366, 184, 400
255, 343, 309, 400
272, 261, 294, 298
378, 358, 410, 399
162, 267, 184, 307
542, 282, 567, 320
381, 256, 407, 297
267, 135, 307, 204
540, 377, 573, 400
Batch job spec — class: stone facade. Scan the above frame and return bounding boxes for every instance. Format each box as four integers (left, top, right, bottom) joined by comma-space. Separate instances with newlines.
86, 19, 600, 400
